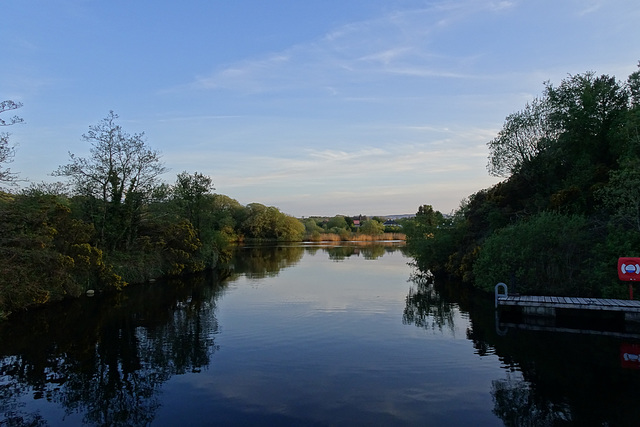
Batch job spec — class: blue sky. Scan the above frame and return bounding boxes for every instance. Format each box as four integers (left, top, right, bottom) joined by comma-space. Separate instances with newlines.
2, 1, 639, 217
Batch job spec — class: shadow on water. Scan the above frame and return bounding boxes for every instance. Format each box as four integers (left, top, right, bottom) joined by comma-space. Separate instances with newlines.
404, 266, 640, 426
0, 270, 227, 426
0, 243, 408, 425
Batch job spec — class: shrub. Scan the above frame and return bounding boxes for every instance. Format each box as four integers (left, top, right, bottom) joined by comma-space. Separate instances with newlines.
473, 211, 593, 296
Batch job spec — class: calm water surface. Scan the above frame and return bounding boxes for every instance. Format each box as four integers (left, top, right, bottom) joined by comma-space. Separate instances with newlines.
2, 243, 640, 426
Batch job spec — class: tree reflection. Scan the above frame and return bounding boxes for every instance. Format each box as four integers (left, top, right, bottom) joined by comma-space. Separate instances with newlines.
1, 242, 411, 425
359, 245, 387, 260
405, 263, 640, 426
326, 246, 358, 261
0, 271, 225, 426
231, 245, 304, 278
324, 243, 405, 261
228, 243, 406, 272
491, 374, 572, 426
402, 267, 456, 333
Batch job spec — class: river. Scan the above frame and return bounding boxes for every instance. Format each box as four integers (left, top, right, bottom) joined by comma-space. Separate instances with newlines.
1, 242, 640, 426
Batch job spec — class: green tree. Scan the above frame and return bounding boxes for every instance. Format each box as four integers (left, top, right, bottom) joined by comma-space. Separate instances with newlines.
241, 203, 304, 241
544, 72, 629, 212
54, 111, 166, 250
487, 97, 557, 178
409, 63, 640, 297
303, 218, 323, 234
404, 205, 465, 278
159, 219, 204, 275
359, 219, 384, 235
415, 204, 443, 228
172, 171, 214, 235
326, 215, 348, 232
596, 67, 640, 232
209, 194, 245, 239
473, 211, 592, 296
0, 192, 124, 318
546, 72, 628, 161
405, 205, 445, 243
598, 156, 640, 231
277, 215, 305, 241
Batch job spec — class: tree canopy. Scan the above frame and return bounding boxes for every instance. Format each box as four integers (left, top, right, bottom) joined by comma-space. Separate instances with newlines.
409, 62, 640, 298
54, 111, 167, 250
487, 97, 556, 178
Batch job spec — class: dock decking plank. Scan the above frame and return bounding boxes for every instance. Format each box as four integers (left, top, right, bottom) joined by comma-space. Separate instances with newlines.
496, 293, 640, 313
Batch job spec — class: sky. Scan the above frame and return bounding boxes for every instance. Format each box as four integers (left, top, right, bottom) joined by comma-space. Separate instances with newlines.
2, 1, 639, 217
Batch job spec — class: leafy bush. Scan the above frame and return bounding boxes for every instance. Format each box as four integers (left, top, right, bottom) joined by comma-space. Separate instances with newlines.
473, 212, 593, 296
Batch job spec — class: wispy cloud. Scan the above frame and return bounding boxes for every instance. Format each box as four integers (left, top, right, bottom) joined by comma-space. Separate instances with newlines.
206, 141, 490, 190
577, 1, 602, 16
488, 1, 516, 11
184, 2, 509, 95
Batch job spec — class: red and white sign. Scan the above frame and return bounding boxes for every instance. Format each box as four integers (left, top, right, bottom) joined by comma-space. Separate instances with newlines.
621, 343, 640, 369
618, 257, 640, 281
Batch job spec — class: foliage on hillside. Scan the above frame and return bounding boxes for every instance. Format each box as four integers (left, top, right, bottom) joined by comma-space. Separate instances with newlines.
405, 63, 640, 298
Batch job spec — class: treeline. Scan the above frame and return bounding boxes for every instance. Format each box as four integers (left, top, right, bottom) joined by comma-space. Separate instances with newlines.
404, 63, 640, 298
301, 214, 403, 241
0, 111, 308, 318
0, 109, 405, 318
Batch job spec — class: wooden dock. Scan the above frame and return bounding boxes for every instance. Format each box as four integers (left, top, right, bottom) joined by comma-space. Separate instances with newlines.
497, 294, 640, 312
495, 283, 640, 322
494, 283, 640, 337
495, 283, 640, 313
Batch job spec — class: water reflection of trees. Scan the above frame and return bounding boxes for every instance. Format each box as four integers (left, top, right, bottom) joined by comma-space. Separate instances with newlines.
0, 271, 226, 426
231, 245, 305, 278
324, 243, 407, 261
402, 267, 456, 333
228, 243, 407, 277
485, 330, 640, 426
491, 374, 572, 426
411, 264, 640, 426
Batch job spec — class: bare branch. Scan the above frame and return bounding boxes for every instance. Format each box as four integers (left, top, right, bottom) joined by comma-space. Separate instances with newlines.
0, 100, 24, 186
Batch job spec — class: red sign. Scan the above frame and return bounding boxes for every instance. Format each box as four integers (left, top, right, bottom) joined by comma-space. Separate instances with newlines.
621, 343, 640, 369
618, 257, 640, 281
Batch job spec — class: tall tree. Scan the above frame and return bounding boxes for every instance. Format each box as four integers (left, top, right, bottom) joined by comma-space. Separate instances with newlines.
545, 72, 628, 166
54, 111, 166, 249
359, 219, 384, 235
597, 64, 640, 231
487, 97, 557, 178
0, 100, 24, 186
544, 72, 629, 212
326, 215, 348, 231
172, 171, 214, 234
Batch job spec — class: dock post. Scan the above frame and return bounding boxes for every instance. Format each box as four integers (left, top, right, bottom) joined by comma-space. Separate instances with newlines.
495, 282, 508, 308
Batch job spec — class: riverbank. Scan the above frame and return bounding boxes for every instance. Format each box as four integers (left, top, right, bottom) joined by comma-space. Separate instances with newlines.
304, 232, 405, 242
